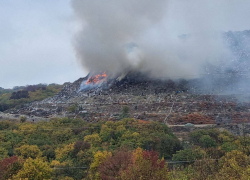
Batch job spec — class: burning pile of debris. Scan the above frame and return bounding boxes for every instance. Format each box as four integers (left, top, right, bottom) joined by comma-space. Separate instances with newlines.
6, 30, 250, 123
5, 71, 250, 126
85, 72, 107, 85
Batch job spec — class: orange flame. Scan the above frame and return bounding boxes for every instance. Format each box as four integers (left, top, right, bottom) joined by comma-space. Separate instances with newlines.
86, 72, 107, 85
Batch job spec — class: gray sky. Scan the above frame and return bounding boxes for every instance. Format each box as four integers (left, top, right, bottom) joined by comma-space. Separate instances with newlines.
1, 0, 250, 88
0, 0, 85, 88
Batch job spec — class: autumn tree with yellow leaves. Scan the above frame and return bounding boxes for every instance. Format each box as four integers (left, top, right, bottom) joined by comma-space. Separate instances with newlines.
15, 158, 52, 180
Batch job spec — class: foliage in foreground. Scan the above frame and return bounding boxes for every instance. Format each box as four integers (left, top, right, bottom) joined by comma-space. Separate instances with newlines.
0, 118, 180, 179
1, 118, 250, 179
169, 128, 250, 180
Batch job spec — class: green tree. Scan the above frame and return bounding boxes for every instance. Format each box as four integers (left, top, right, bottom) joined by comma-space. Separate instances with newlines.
67, 104, 78, 113
221, 142, 238, 152
172, 148, 205, 162
51, 129, 73, 144
199, 135, 217, 148
189, 129, 220, 145
41, 145, 56, 161
100, 124, 112, 142
0, 147, 8, 160
119, 106, 130, 119
20, 116, 27, 123
159, 135, 182, 159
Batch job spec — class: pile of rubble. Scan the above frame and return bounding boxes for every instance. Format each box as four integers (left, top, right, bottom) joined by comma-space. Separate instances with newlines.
5, 73, 250, 126
4, 30, 250, 126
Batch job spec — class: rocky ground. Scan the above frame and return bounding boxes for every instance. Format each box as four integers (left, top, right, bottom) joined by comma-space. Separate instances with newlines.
3, 30, 250, 137
5, 73, 250, 126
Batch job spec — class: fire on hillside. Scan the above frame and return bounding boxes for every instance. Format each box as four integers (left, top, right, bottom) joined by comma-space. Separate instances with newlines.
85, 72, 107, 85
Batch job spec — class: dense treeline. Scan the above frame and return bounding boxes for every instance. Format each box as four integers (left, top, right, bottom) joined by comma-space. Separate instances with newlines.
0, 87, 13, 96
0, 118, 250, 179
169, 128, 250, 179
0, 84, 62, 112
0, 118, 181, 179
0, 84, 50, 96
10, 90, 29, 99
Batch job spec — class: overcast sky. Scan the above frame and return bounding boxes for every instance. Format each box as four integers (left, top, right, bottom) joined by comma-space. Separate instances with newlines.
1, 0, 250, 88
0, 0, 85, 88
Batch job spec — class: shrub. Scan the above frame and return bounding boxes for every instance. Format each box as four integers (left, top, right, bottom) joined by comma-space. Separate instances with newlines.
199, 135, 217, 148
20, 116, 27, 123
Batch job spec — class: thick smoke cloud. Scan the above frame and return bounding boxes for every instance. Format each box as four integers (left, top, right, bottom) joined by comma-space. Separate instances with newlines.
71, 0, 250, 81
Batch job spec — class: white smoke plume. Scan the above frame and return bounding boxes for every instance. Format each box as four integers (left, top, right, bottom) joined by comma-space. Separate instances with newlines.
71, 0, 250, 80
